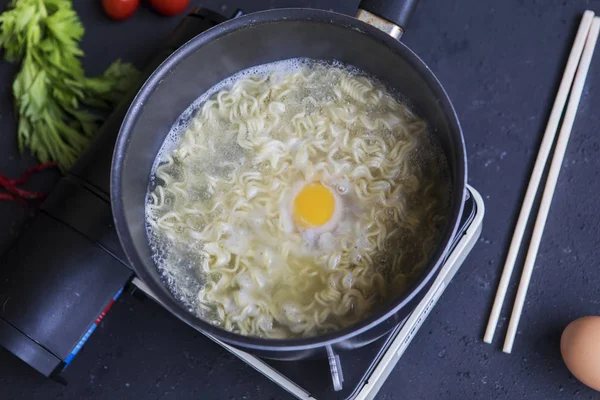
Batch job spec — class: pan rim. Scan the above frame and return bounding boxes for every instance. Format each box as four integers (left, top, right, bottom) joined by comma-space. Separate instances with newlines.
111, 7, 467, 352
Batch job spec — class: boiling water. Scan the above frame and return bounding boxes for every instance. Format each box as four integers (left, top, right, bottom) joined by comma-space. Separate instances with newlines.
145, 58, 451, 337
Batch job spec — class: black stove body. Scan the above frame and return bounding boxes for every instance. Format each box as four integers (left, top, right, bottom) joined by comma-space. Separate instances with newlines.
0, 9, 231, 379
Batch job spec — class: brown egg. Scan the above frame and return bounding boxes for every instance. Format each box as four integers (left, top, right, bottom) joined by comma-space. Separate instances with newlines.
561, 316, 600, 392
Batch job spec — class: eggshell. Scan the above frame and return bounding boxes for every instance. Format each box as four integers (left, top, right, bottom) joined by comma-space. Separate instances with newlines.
560, 316, 600, 392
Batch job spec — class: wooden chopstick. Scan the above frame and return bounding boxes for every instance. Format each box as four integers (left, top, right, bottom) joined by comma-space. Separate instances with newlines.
502, 16, 600, 354
483, 10, 596, 345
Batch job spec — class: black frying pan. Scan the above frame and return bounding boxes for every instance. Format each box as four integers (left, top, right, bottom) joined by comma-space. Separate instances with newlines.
111, 0, 466, 360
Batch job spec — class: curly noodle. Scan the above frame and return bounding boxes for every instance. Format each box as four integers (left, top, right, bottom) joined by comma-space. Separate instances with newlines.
146, 61, 449, 339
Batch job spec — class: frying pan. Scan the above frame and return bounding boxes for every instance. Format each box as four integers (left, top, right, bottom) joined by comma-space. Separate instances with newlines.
111, 0, 466, 360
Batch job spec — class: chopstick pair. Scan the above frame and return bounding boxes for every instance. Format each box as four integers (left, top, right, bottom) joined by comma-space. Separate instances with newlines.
483, 11, 600, 354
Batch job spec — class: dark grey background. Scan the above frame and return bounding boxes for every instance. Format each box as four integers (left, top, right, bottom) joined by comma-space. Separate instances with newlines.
1, 0, 600, 399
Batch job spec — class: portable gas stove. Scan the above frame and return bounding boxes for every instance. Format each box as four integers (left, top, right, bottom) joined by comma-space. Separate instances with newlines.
0, 8, 484, 399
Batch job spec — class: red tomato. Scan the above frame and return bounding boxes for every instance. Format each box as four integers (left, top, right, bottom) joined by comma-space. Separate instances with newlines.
148, 0, 190, 16
102, 0, 140, 20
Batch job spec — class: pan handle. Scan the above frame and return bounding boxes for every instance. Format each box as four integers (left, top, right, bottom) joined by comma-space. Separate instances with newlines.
357, 0, 419, 39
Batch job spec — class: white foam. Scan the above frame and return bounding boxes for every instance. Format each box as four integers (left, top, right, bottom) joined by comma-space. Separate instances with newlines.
151, 58, 321, 173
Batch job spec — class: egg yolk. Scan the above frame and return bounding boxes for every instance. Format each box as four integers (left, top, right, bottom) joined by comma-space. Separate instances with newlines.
293, 182, 335, 228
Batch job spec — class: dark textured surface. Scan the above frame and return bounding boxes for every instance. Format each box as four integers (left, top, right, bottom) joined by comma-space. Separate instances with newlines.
1, 0, 600, 399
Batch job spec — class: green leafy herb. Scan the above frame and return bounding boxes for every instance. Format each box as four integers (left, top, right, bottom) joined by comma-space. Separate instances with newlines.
0, 0, 139, 171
